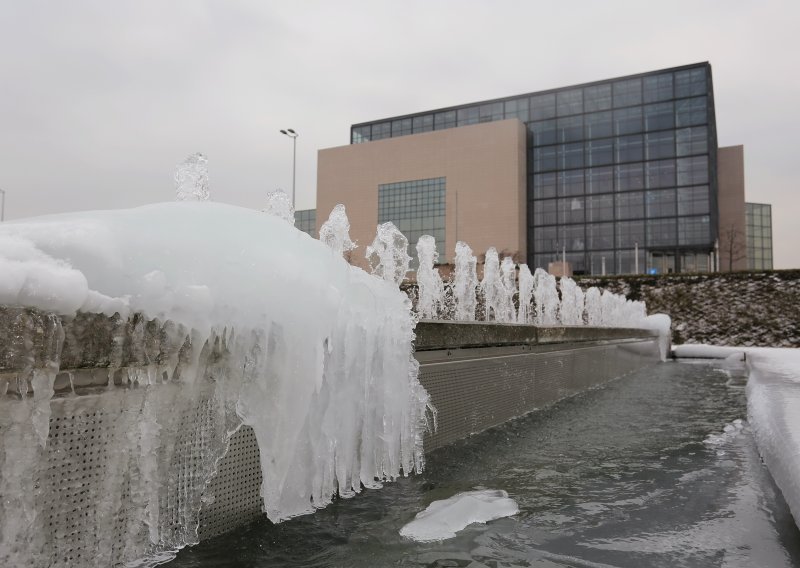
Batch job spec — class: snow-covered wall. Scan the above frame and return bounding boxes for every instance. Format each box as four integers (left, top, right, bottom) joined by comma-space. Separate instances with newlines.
578, 271, 800, 347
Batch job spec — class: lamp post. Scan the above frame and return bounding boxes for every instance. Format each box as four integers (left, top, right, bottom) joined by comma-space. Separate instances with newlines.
0, 188, 5, 222
279, 129, 298, 209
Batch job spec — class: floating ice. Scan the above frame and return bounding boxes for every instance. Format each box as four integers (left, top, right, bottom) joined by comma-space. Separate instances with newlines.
262, 189, 295, 225
174, 153, 210, 202
366, 222, 411, 286
400, 489, 519, 542
0, 202, 431, 564
415, 235, 444, 319
319, 204, 356, 257
452, 241, 477, 321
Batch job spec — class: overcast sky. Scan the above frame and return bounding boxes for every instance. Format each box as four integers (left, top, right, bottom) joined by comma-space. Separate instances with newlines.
1, 1, 798, 267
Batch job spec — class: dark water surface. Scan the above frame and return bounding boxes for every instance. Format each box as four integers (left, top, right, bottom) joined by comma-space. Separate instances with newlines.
168, 361, 800, 567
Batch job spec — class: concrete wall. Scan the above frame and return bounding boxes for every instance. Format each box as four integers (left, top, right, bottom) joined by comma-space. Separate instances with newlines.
317, 119, 527, 268
718, 145, 747, 271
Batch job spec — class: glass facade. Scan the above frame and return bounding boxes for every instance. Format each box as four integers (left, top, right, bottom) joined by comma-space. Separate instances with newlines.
294, 209, 317, 238
352, 63, 718, 275
378, 177, 446, 263
746, 203, 773, 270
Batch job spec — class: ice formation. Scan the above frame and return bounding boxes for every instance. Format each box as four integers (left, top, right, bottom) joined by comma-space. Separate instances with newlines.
400, 489, 519, 542
498, 256, 517, 323
366, 222, 411, 286
415, 235, 445, 319
262, 189, 295, 225
0, 202, 430, 565
480, 248, 503, 322
517, 264, 534, 324
319, 204, 356, 258
584, 287, 602, 326
174, 153, 210, 202
533, 268, 560, 325
559, 277, 583, 325
452, 241, 478, 321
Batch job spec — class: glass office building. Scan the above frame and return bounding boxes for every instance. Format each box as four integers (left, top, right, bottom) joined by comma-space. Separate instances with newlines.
350, 63, 718, 275
294, 209, 317, 238
746, 203, 773, 270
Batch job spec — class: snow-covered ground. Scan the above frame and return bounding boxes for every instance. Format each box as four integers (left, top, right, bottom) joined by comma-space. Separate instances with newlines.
674, 344, 800, 527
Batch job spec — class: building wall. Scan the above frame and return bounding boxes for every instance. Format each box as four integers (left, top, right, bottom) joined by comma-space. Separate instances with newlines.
717, 145, 747, 271
317, 119, 527, 269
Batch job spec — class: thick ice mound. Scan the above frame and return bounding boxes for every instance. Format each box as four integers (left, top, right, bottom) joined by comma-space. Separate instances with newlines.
0, 202, 430, 524
400, 489, 519, 541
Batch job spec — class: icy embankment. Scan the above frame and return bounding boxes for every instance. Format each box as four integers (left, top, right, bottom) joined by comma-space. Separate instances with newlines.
673, 344, 800, 526
400, 489, 519, 541
0, 203, 430, 538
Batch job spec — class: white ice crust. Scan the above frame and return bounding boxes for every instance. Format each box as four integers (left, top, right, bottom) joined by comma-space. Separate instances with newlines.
400, 489, 519, 541
642, 314, 672, 362
0, 202, 430, 525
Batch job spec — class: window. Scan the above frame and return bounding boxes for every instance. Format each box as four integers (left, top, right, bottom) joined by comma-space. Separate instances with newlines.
677, 156, 708, 185
677, 185, 710, 215
616, 134, 643, 163
530, 120, 557, 146
586, 166, 614, 194
617, 249, 646, 274
678, 216, 711, 245
533, 199, 558, 226
558, 197, 585, 224
645, 131, 675, 160
676, 126, 708, 156
558, 170, 584, 196
559, 143, 584, 169
504, 99, 529, 122
646, 159, 676, 188
530, 93, 556, 120
352, 125, 371, 144
371, 122, 391, 140
585, 111, 613, 139
675, 96, 707, 127
533, 226, 558, 252
588, 223, 614, 249
613, 78, 642, 107
614, 107, 643, 135
646, 189, 677, 218
533, 172, 557, 199
557, 89, 583, 116
391, 118, 412, 137
378, 177, 446, 257
644, 102, 674, 131
563, 224, 586, 251
587, 250, 615, 274
675, 68, 707, 98
647, 218, 677, 247
616, 220, 645, 248
586, 194, 614, 222
534, 146, 557, 171
457, 106, 479, 126
616, 191, 644, 219
412, 114, 433, 133
433, 111, 456, 130
557, 115, 583, 142
615, 163, 644, 191
479, 102, 503, 122
294, 209, 317, 238
586, 139, 614, 167
584, 84, 612, 112
643, 73, 673, 103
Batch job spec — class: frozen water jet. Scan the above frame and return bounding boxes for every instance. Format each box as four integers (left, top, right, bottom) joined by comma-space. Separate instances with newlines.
415, 235, 444, 319
366, 222, 412, 286
262, 189, 295, 225
319, 204, 357, 258
452, 241, 478, 321
175, 153, 210, 202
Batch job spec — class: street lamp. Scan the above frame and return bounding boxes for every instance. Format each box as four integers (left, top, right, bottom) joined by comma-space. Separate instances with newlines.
279, 128, 298, 209
0, 188, 5, 222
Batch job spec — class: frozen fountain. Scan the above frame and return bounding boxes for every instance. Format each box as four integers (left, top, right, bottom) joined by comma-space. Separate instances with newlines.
174, 153, 210, 202
366, 222, 412, 286
517, 264, 534, 324
480, 248, 502, 322
262, 189, 295, 224
415, 235, 445, 319
533, 268, 560, 325
319, 204, 357, 257
452, 241, 478, 321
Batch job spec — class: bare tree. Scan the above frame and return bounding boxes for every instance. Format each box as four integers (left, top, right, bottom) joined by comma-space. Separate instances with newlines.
721, 223, 747, 272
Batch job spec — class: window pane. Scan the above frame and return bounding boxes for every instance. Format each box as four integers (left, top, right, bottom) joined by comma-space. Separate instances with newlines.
557, 115, 583, 142
613, 78, 642, 107
533, 226, 558, 253
531, 93, 556, 120
378, 177, 446, 261
557, 89, 583, 116
645, 131, 675, 160
677, 156, 709, 185
504, 99, 529, 122
533, 198, 558, 226
371, 122, 391, 140
617, 248, 646, 274
563, 224, 586, 251
530, 119, 557, 146
534, 146, 558, 171
678, 215, 711, 245
675, 96, 707, 127
646, 188, 677, 218
433, 111, 455, 130
586, 194, 614, 222
616, 191, 644, 219
559, 143, 584, 169
586, 166, 614, 194
585, 111, 613, 139
646, 159, 676, 188
558, 169, 584, 196
413, 114, 434, 133
588, 223, 615, 249
584, 84, 612, 112
479, 102, 503, 122
643, 73, 673, 103
617, 220, 645, 248
614, 107, 643, 135
457, 106, 479, 126
616, 163, 644, 191
558, 197, 585, 224
647, 218, 677, 247
586, 139, 614, 167
644, 102, 674, 131
677, 185, 710, 215
352, 125, 371, 143
675, 68, 707, 98
391, 118, 412, 137
676, 126, 708, 156
616, 134, 643, 163
533, 172, 557, 199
